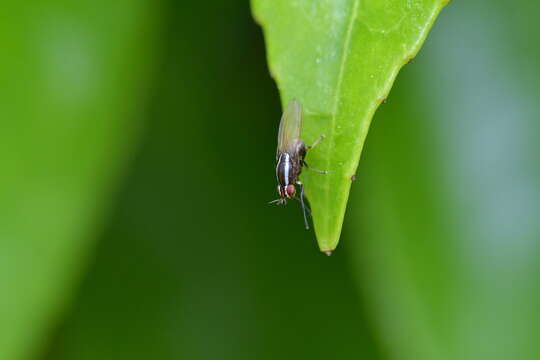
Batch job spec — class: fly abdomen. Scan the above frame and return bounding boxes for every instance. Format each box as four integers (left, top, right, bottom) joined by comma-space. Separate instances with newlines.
276, 152, 293, 186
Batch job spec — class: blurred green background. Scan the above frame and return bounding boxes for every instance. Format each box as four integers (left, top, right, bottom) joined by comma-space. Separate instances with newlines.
2, 1, 539, 360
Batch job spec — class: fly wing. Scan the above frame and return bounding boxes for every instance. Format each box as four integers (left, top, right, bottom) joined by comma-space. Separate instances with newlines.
277, 99, 303, 154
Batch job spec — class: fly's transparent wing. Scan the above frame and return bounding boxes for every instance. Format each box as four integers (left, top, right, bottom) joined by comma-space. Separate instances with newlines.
277, 99, 303, 154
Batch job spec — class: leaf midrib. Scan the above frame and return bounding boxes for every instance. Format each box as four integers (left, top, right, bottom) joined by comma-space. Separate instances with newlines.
321, 0, 360, 244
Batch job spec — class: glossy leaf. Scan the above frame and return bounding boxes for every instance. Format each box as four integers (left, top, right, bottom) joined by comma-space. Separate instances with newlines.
252, 0, 449, 252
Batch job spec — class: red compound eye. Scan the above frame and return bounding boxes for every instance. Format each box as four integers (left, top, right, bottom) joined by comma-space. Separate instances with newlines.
285, 184, 296, 198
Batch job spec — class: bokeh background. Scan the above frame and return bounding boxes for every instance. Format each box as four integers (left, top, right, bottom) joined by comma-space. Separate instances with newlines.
2, 1, 539, 360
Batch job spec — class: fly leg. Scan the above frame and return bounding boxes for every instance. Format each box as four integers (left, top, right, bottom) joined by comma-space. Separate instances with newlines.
296, 181, 310, 230
294, 197, 311, 217
302, 161, 327, 174
304, 135, 327, 174
307, 134, 325, 150
268, 198, 286, 205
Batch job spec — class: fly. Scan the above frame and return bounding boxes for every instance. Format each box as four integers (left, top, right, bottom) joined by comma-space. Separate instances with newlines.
269, 99, 326, 229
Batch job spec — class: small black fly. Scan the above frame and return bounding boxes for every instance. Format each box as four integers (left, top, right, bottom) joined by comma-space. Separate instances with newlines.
269, 99, 326, 229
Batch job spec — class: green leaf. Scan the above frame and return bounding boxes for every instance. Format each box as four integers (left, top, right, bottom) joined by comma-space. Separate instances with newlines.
0, 2, 158, 359
252, 0, 448, 252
